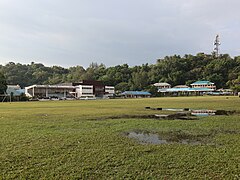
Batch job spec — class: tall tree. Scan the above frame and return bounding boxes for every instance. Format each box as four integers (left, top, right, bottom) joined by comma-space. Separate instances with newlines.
0, 72, 7, 94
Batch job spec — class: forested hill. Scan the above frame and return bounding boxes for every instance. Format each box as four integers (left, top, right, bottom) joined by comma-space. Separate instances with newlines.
0, 53, 240, 92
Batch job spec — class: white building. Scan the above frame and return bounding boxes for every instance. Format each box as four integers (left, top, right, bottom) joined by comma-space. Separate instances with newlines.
153, 82, 171, 90
25, 83, 115, 99
75, 85, 94, 98
25, 85, 76, 99
104, 86, 115, 97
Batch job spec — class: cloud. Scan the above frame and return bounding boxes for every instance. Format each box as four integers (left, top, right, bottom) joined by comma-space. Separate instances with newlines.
0, 0, 240, 67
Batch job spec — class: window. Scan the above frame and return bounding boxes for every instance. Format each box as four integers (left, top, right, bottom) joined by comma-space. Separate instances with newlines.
82, 87, 92, 90
82, 93, 93, 95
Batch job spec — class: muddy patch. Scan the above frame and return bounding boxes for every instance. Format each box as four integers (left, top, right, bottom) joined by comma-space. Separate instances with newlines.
128, 132, 168, 144
215, 110, 237, 115
89, 109, 239, 121
145, 107, 239, 117
91, 113, 197, 121
126, 129, 240, 145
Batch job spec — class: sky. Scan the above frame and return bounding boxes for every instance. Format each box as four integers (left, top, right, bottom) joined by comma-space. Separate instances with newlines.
0, 0, 240, 68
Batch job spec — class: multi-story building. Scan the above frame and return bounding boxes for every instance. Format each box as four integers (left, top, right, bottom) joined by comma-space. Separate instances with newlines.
190, 81, 216, 90
73, 80, 105, 97
25, 80, 115, 99
104, 86, 115, 97
75, 85, 94, 99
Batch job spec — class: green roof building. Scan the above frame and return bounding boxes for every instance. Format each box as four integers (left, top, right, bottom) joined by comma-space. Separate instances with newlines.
190, 81, 216, 90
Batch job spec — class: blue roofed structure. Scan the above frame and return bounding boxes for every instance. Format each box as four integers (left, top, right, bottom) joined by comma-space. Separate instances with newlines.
158, 86, 214, 96
191, 81, 213, 85
121, 91, 151, 98
158, 87, 214, 93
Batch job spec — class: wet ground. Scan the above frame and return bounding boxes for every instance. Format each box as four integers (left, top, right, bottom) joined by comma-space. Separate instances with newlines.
145, 107, 238, 117
127, 131, 202, 145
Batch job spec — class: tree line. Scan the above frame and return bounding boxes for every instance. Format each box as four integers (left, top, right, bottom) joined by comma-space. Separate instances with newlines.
0, 53, 240, 94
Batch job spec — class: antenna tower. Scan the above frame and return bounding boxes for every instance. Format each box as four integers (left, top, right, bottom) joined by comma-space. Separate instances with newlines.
213, 34, 220, 57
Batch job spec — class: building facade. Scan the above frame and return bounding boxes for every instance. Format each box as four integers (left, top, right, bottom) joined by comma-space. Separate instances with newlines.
25, 85, 76, 99
153, 83, 171, 90
105, 86, 115, 97
190, 81, 216, 90
158, 81, 216, 96
25, 80, 115, 99
75, 85, 94, 98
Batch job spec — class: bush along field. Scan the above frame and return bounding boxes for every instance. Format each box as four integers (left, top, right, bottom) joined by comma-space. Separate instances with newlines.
0, 96, 240, 179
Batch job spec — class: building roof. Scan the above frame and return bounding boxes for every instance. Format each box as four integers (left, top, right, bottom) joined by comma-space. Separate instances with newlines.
173, 85, 189, 88
190, 81, 214, 85
121, 91, 151, 96
7, 85, 21, 89
25, 85, 76, 89
153, 82, 171, 87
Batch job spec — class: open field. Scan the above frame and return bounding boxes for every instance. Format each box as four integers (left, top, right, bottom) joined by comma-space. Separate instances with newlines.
0, 96, 240, 179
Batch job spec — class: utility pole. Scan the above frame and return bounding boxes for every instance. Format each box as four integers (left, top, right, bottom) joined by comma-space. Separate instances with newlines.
213, 34, 221, 57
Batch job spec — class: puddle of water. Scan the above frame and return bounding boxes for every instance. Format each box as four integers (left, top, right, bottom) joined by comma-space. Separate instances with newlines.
162, 108, 185, 111
147, 107, 238, 116
191, 112, 215, 116
127, 132, 202, 145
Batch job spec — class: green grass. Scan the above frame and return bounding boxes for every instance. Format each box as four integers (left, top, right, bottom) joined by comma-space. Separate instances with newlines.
0, 96, 240, 179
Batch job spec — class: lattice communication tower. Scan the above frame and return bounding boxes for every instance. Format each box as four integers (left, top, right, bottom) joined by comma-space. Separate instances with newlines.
213, 34, 221, 57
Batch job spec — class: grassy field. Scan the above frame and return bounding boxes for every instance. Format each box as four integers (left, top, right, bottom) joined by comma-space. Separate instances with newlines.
0, 96, 240, 179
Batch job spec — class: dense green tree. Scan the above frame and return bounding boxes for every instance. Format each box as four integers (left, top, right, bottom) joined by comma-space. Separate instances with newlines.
0, 72, 7, 94
144, 85, 159, 97
0, 53, 240, 93
115, 82, 130, 93
130, 70, 148, 91
67, 66, 86, 82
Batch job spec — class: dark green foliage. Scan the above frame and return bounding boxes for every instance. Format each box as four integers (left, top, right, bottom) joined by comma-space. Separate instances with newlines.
0, 72, 7, 94
115, 82, 130, 93
0, 53, 240, 91
144, 85, 159, 97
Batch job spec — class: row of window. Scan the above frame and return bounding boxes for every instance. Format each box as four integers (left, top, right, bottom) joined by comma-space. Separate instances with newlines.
192, 85, 215, 87
82, 87, 93, 89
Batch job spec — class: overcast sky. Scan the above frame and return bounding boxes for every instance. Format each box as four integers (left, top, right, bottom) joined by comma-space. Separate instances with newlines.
0, 0, 239, 68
